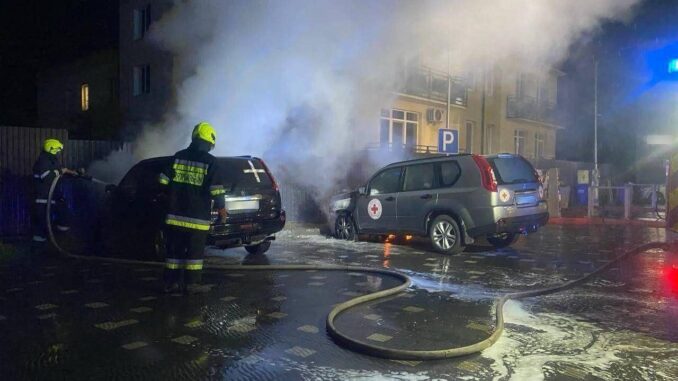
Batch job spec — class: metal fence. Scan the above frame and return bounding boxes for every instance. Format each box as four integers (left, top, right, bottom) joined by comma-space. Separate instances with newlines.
587, 184, 666, 220
0, 126, 127, 237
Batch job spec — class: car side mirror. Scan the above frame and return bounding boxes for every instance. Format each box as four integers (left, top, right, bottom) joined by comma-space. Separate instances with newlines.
358, 186, 366, 195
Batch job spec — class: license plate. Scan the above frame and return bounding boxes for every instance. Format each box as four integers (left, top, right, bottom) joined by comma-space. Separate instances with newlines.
516, 194, 536, 205
226, 200, 259, 211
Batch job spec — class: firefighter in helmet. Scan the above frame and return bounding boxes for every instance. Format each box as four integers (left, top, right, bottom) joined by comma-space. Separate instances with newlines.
31, 139, 79, 244
158, 122, 227, 293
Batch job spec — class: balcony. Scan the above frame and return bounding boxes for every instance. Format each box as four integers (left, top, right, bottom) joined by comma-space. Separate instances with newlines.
400, 66, 468, 107
506, 95, 558, 126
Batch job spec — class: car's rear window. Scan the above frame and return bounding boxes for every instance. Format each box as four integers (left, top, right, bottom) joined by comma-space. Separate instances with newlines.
216, 158, 273, 192
487, 156, 537, 185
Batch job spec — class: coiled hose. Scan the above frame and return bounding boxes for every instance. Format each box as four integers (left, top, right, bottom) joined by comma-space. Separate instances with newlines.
46, 174, 668, 360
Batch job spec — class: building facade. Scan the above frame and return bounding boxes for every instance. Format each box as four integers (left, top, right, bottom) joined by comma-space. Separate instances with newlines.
119, 0, 175, 133
36, 49, 120, 139
377, 61, 561, 160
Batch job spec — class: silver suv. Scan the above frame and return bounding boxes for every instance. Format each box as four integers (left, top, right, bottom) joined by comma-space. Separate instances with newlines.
329, 153, 548, 254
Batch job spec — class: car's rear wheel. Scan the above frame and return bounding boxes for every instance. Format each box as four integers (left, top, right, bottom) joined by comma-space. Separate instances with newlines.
334, 213, 357, 241
429, 215, 464, 254
245, 240, 271, 255
486, 232, 518, 248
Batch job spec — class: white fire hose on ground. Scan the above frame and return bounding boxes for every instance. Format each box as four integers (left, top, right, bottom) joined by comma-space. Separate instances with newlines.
45, 173, 668, 360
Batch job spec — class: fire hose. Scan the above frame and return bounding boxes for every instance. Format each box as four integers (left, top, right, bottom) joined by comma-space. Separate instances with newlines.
46, 173, 669, 360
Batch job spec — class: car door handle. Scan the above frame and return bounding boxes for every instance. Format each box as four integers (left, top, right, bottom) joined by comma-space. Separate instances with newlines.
420, 194, 433, 199
384, 196, 395, 201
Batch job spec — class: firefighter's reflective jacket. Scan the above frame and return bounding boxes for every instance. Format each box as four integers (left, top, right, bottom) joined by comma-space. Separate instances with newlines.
32, 151, 62, 203
158, 145, 225, 231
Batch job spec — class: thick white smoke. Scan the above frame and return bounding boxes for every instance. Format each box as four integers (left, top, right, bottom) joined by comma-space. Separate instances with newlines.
92, 0, 639, 214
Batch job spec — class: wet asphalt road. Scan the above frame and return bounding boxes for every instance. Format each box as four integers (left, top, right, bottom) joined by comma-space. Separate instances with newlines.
1, 224, 677, 380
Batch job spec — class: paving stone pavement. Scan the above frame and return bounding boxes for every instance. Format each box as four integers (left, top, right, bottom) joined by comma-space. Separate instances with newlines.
0, 224, 676, 380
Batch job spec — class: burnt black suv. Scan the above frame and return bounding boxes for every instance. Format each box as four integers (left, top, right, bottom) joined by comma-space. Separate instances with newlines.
101, 156, 285, 260
329, 153, 548, 254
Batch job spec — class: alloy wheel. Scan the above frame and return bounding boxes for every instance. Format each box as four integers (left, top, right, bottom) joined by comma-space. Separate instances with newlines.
432, 221, 457, 250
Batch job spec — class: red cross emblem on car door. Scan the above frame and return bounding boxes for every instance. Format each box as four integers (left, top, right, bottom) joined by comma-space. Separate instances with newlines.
367, 199, 382, 220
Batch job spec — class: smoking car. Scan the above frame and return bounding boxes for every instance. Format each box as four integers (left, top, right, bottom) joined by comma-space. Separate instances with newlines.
100, 156, 285, 260
329, 153, 548, 254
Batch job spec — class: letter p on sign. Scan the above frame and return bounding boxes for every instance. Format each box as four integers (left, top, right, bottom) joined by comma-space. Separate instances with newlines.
438, 129, 459, 154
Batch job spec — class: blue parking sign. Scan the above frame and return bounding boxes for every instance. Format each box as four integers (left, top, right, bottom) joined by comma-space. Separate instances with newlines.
438, 129, 458, 154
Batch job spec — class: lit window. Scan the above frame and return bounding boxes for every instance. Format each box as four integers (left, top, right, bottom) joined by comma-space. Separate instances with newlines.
81, 83, 89, 111
133, 4, 152, 40
133, 65, 151, 96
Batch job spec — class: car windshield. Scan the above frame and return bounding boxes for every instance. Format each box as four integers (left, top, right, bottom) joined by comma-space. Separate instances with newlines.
487, 156, 538, 185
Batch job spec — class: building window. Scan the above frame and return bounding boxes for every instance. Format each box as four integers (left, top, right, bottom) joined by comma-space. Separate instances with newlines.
514, 129, 526, 156
380, 109, 418, 147
464, 121, 474, 153
80, 83, 89, 111
534, 132, 545, 158
486, 124, 495, 154
133, 65, 151, 96
133, 4, 152, 40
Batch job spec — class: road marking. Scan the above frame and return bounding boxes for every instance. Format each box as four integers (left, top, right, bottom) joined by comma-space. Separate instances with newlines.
85, 302, 109, 309
466, 321, 492, 334
267, 312, 287, 319
172, 335, 198, 345
285, 346, 316, 358
310, 275, 326, 280
364, 314, 381, 321
229, 324, 256, 333
308, 282, 325, 286
342, 291, 361, 297
457, 360, 483, 373
297, 325, 319, 334
391, 360, 421, 367
184, 320, 205, 328
403, 306, 424, 313
355, 282, 369, 287
122, 341, 148, 350
464, 260, 477, 264
138, 296, 157, 302
467, 271, 486, 275
35, 304, 58, 310
130, 306, 153, 313
220, 296, 237, 302
37, 313, 57, 320
367, 333, 393, 342
95, 319, 139, 331
347, 272, 363, 277
271, 296, 287, 302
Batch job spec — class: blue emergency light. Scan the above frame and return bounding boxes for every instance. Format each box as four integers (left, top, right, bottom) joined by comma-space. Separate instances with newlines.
668, 58, 678, 74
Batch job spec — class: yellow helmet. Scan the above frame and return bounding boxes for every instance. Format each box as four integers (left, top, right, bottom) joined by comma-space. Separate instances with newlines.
44, 139, 64, 154
192, 121, 216, 145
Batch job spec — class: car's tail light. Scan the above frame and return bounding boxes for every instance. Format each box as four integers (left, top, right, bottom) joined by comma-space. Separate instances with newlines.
259, 159, 279, 192
472, 154, 498, 192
